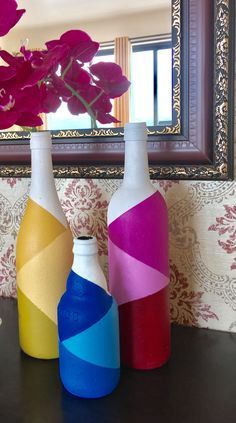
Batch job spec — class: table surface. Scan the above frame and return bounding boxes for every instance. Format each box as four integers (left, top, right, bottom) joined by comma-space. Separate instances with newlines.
0, 299, 236, 423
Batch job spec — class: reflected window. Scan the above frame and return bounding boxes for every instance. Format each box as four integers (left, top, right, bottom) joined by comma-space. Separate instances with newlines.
131, 41, 172, 126
47, 39, 172, 130
130, 50, 154, 126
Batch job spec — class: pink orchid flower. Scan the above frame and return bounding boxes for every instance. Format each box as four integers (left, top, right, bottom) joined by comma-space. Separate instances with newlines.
0, 16, 131, 129
0, 84, 43, 129
46, 30, 99, 64
67, 85, 119, 124
90, 62, 131, 98
0, 0, 25, 36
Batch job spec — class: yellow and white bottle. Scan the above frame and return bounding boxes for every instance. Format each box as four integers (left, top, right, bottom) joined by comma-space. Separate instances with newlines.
16, 131, 73, 359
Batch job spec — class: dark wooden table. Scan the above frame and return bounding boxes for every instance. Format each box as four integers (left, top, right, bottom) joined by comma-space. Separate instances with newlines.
0, 298, 236, 423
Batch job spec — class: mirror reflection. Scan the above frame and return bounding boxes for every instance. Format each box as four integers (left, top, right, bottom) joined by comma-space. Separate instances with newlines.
2, 0, 172, 131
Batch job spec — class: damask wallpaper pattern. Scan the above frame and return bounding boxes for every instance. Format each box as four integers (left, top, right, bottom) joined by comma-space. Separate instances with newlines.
0, 176, 235, 332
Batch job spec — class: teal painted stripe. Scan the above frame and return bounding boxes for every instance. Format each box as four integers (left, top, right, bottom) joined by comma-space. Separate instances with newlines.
62, 300, 120, 369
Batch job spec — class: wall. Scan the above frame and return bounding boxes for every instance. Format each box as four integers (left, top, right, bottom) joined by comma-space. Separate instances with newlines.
3, 8, 171, 50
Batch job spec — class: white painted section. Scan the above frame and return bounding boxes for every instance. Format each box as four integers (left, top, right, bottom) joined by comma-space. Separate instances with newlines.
108, 122, 156, 224
30, 131, 68, 227
72, 237, 108, 292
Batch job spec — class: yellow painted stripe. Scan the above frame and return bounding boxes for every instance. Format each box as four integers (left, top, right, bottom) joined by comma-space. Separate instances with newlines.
17, 287, 59, 359
17, 228, 73, 323
16, 198, 69, 272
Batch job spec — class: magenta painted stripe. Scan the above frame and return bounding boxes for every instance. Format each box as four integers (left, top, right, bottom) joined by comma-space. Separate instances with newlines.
108, 191, 169, 277
108, 239, 169, 305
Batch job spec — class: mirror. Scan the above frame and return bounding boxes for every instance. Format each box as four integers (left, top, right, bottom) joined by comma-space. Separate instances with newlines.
0, 0, 234, 180
2, 0, 173, 132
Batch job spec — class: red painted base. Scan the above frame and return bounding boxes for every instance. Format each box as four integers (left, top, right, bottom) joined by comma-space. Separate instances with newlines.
119, 286, 171, 369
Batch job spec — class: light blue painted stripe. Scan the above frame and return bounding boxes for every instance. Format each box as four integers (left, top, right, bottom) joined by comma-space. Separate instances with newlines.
62, 300, 120, 369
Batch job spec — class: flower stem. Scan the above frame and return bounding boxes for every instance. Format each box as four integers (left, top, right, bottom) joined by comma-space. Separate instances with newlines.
61, 57, 73, 79
61, 58, 98, 128
88, 90, 103, 107
64, 81, 98, 127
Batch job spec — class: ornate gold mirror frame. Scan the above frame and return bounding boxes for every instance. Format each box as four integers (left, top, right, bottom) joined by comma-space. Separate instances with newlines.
0, 0, 234, 180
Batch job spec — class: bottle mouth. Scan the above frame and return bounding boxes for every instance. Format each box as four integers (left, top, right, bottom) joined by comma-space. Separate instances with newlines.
30, 131, 52, 149
124, 122, 147, 142
73, 235, 98, 255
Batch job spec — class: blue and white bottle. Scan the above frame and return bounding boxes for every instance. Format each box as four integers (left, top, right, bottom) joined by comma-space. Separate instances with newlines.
57, 236, 120, 398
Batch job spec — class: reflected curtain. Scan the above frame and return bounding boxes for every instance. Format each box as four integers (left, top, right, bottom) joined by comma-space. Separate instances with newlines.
114, 37, 131, 127
38, 113, 47, 131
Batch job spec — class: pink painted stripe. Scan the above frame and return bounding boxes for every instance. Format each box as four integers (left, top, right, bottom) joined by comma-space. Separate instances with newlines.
108, 191, 169, 277
108, 239, 169, 305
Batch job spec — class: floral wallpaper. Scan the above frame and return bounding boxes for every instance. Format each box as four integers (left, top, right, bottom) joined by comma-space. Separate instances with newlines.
0, 176, 235, 332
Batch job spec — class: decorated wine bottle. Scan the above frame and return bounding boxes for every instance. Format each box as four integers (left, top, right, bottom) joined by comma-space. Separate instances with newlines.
16, 131, 73, 359
108, 122, 170, 369
58, 236, 120, 398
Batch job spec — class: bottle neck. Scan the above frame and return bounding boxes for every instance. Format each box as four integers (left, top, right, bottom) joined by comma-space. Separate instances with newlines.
71, 237, 108, 291
30, 148, 55, 196
72, 253, 99, 268
29, 135, 68, 227
123, 139, 150, 188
